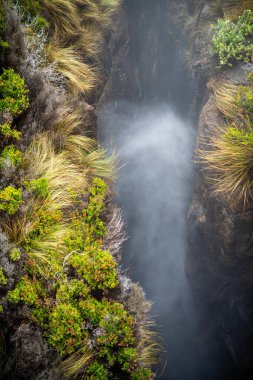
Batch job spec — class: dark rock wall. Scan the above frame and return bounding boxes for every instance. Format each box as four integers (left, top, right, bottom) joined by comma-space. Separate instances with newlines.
99, 0, 192, 116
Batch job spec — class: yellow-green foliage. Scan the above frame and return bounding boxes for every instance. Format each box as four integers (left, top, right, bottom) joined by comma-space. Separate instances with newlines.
0, 145, 23, 168
0, 1, 9, 50
0, 1, 156, 377
212, 10, 253, 67
24, 178, 49, 198
0, 69, 29, 140
198, 126, 253, 206
0, 68, 29, 116
7, 275, 43, 305
70, 248, 118, 289
86, 361, 109, 380
236, 85, 253, 113
0, 123, 21, 140
46, 304, 85, 355
0, 186, 23, 215
9, 247, 21, 261
0, 268, 7, 285
130, 368, 154, 380
236, 73, 253, 114
5, 178, 146, 376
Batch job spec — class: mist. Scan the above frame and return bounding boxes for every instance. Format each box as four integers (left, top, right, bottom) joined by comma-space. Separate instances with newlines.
98, 103, 218, 380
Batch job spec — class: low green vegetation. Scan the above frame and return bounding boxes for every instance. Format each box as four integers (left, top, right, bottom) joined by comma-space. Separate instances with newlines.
9, 247, 22, 261
0, 69, 29, 140
5, 178, 151, 377
46, 304, 85, 355
236, 73, 253, 114
0, 145, 23, 168
0, 68, 29, 116
0, 268, 7, 285
0, 123, 21, 140
212, 10, 253, 67
24, 178, 49, 198
236, 85, 253, 113
0, 186, 23, 214
0, 1, 156, 377
86, 361, 109, 380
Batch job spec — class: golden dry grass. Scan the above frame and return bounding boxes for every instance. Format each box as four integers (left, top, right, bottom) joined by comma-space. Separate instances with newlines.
208, 78, 243, 121
61, 346, 94, 377
197, 124, 253, 207
45, 44, 98, 94
223, 0, 253, 20
39, 0, 81, 41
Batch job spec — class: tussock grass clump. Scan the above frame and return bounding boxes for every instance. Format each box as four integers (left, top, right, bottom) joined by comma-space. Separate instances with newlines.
45, 44, 98, 94
198, 125, 253, 207
223, 0, 253, 20
39, 0, 81, 42
208, 78, 243, 120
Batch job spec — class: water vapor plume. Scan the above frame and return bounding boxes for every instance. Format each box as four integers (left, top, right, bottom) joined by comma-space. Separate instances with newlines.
98, 102, 217, 379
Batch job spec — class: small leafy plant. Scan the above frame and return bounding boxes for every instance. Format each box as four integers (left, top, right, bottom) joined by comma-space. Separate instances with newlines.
24, 178, 49, 198
212, 10, 253, 67
9, 247, 21, 261
0, 186, 23, 214
236, 85, 253, 113
0, 268, 7, 285
0, 145, 23, 168
0, 123, 21, 140
0, 68, 29, 116
86, 361, 109, 380
46, 304, 85, 355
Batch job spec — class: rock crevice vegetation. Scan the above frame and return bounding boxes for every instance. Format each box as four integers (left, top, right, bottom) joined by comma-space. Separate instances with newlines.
0, 1, 158, 379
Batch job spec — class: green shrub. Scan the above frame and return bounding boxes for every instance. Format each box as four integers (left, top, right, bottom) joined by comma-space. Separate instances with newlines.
0, 68, 29, 116
236, 84, 253, 113
46, 304, 85, 355
0, 268, 7, 285
70, 247, 118, 290
85, 178, 108, 242
86, 361, 109, 380
32, 16, 49, 31
10, 247, 21, 261
0, 123, 21, 140
0, 145, 23, 168
130, 368, 154, 380
24, 178, 49, 198
0, 41, 9, 50
96, 302, 135, 348
7, 276, 42, 306
212, 10, 253, 67
0, 186, 23, 214
118, 347, 137, 371
56, 279, 90, 305
79, 298, 106, 325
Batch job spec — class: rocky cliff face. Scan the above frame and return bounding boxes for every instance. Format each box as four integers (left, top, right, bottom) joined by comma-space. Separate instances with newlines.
98, 0, 192, 115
